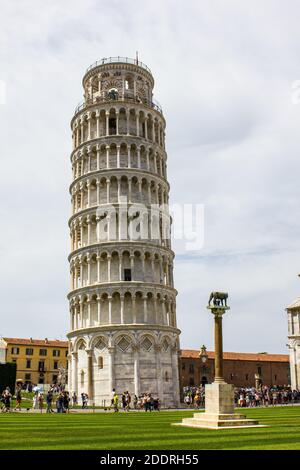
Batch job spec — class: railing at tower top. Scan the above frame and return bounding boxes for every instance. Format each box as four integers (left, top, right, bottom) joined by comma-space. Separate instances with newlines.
85, 56, 152, 75
74, 92, 163, 116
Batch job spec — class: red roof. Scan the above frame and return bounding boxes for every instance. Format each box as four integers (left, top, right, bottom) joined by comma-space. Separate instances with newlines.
181, 349, 289, 363
3, 337, 68, 348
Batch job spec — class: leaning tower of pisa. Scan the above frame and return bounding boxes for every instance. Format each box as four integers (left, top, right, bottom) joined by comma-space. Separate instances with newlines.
67, 57, 180, 407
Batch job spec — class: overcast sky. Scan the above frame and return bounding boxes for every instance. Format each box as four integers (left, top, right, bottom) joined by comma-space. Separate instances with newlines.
1, 0, 300, 353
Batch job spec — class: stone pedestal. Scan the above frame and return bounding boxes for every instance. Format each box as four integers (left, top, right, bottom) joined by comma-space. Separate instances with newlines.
174, 382, 263, 429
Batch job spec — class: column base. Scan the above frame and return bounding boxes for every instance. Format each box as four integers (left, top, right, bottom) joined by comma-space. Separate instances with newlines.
173, 412, 264, 429
173, 381, 265, 430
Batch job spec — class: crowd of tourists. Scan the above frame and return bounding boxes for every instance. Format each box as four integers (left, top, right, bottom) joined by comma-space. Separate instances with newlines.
183, 385, 300, 408
110, 390, 160, 412
1, 384, 161, 413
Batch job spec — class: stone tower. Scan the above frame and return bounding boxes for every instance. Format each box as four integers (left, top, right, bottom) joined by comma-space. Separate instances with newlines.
67, 57, 180, 406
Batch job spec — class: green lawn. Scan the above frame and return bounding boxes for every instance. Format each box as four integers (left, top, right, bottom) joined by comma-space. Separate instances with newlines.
0, 407, 300, 450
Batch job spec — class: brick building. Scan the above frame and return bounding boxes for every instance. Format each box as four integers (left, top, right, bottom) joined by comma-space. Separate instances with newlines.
180, 348, 290, 389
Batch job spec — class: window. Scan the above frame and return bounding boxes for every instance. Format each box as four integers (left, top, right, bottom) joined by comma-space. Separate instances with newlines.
189, 364, 194, 374
98, 357, 103, 369
52, 375, 58, 383
38, 361, 45, 372
189, 377, 194, 386
182, 363, 185, 371
65, 350, 68, 357
257, 366, 262, 375
109, 117, 116, 135
26, 359, 31, 369
165, 371, 169, 382
39, 349, 47, 356
53, 361, 58, 370
274, 375, 277, 382
124, 269, 132, 281
26, 348, 33, 356
230, 374, 234, 380
11, 347, 19, 355
25, 374, 31, 381
245, 374, 249, 381
12, 359, 17, 363
53, 350, 60, 357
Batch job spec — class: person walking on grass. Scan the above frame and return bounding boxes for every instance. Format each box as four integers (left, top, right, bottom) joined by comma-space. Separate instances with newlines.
72, 392, 77, 407
38, 393, 44, 413
46, 390, 54, 413
14, 386, 22, 411
113, 392, 119, 412
121, 392, 126, 411
1, 388, 12, 413
125, 391, 131, 412
64, 391, 70, 413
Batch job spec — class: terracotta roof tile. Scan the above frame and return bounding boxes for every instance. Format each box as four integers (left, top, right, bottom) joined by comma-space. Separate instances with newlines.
181, 349, 289, 363
3, 337, 68, 348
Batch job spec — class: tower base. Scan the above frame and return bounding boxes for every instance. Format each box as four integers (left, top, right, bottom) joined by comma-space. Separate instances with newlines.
174, 381, 265, 430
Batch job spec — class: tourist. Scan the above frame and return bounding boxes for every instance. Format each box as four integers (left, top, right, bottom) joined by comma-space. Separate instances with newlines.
38, 393, 44, 413
113, 392, 119, 412
121, 392, 126, 411
153, 397, 160, 411
110, 388, 116, 408
72, 392, 77, 407
125, 391, 131, 411
46, 390, 54, 413
14, 386, 22, 411
1, 388, 12, 413
32, 391, 39, 410
81, 392, 88, 409
64, 391, 70, 412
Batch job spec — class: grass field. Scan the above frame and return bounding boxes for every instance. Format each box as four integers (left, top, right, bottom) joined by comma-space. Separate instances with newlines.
0, 407, 300, 450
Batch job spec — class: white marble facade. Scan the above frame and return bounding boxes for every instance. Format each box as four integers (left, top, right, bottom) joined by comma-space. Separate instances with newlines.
287, 295, 300, 390
67, 57, 180, 406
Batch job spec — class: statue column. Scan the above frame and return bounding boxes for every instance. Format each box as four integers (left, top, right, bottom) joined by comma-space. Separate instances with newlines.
213, 309, 224, 383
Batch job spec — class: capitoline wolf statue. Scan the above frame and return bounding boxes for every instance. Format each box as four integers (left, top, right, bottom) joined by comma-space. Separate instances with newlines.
208, 291, 228, 307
